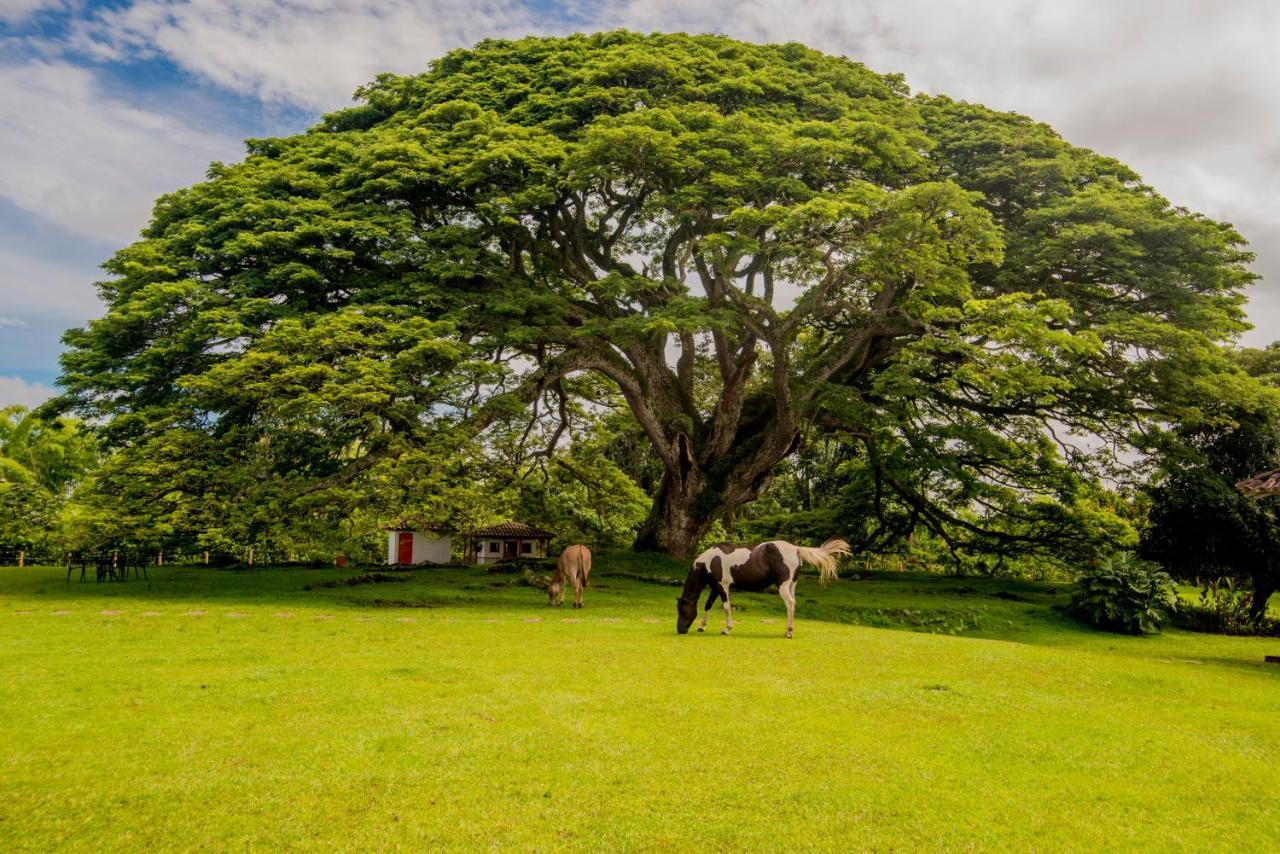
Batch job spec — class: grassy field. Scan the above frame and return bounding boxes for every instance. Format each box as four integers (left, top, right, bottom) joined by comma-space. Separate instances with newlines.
2, 556, 1279, 851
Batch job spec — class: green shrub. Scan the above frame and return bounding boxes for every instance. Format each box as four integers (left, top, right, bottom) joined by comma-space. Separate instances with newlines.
1069, 553, 1178, 634
1176, 577, 1280, 636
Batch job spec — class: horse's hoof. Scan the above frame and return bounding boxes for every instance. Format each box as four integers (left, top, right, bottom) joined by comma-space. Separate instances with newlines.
785, 631, 793, 639
697, 627, 704, 632
721, 629, 731, 636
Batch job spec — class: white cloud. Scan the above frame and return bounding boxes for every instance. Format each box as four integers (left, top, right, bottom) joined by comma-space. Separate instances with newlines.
0, 0, 64, 24
69, 0, 538, 110
0, 375, 56, 407
0, 59, 242, 245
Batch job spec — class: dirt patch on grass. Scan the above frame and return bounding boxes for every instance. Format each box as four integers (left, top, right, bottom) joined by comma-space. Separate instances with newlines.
305, 572, 409, 590
485, 568, 552, 590
940, 585, 980, 596
484, 559, 555, 575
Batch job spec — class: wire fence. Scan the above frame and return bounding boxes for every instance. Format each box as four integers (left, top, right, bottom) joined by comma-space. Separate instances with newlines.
0, 545, 320, 568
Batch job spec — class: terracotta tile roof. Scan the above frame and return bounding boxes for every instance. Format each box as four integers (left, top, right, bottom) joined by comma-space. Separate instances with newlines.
467, 521, 555, 539
1236, 467, 1280, 499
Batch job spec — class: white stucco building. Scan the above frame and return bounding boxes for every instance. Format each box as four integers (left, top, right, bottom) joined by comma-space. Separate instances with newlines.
465, 522, 555, 565
386, 522, 452, 566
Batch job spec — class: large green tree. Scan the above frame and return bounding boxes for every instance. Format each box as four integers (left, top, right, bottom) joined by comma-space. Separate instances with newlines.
58, 33, 1256, 557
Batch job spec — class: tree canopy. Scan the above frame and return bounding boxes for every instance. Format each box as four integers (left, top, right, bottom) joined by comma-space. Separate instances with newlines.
57, 32, 1259, 558
0, 406, 97, 556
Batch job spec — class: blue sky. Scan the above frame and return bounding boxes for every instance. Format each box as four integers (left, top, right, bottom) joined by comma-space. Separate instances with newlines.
2, 0, 1278, 406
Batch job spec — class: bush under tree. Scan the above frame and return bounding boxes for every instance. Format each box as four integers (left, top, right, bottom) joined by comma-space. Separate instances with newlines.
1069, 552, 1178, 635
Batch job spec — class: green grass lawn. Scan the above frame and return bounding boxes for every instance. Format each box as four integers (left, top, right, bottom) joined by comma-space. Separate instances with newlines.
2, 558, 1279, 851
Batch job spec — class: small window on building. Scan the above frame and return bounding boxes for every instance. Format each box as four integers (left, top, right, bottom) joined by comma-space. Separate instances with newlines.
520, 542, 532, 554
489, 541, 500, 553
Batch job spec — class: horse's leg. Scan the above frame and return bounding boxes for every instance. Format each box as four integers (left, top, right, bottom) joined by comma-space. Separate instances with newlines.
698, 587, 719, 632
780, 579, 797, 639
573, 571, 584, 608
720, 584, 734, 635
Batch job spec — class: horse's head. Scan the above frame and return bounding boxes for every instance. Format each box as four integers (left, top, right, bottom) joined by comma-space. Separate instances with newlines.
676, 558, 707, 633
547, 578, 562, 605
676, 594, 698, 633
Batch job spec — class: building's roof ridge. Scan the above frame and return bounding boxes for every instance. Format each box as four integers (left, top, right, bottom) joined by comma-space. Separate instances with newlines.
467, 521, 556, 538
1236, 467, 1280, 499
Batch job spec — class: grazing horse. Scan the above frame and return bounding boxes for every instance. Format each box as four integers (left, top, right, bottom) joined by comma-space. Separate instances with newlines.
683, 543, 753, 633
549, 544, 592, 608
676, 539, 851, 638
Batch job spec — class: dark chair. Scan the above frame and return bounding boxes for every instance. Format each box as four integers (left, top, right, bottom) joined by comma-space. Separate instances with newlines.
65, 553, 89, 585
122, 553, 149, 582
95, 553, 120, 583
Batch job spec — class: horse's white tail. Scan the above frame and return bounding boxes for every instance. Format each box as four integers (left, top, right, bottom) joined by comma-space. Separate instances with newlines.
793, 539, 851, 585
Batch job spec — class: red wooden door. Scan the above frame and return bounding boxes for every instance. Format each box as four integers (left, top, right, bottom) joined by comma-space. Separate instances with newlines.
396, 532, 414, 565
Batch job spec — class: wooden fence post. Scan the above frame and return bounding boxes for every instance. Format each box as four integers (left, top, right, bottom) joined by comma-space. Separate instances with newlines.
18, 551, 25, 568
203, 550, 209, 565
158, 549, 164, 567
247, 546, 254, 567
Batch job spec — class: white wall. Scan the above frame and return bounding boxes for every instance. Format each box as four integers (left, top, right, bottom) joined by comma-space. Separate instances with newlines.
413, 533, 451, 564
386, 531, 452, 565
475, 539, 504, 564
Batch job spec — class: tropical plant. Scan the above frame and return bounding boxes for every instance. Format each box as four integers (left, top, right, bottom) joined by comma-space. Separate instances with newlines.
1176, 577, 1279, 636
0, 406, 98, 555
1068, 552, 1178, 635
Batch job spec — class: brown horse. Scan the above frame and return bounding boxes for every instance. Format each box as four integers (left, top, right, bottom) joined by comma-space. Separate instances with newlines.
549, 544, 592, 608
677, 539, 850, 638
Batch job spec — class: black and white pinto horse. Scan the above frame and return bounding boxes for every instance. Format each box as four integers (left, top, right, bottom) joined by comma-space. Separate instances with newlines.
676, 539, 851, 638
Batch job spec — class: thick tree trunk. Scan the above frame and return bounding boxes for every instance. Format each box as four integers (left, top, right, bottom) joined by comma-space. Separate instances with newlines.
1249, 576, 1275, 623
632, 437, 788, 558
632, 471, 713, 560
